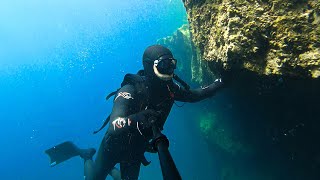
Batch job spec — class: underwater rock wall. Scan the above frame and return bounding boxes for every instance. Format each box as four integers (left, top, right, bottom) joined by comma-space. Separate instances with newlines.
157, 24, 213, 84
158, 1, 320, 177
157, 24, 218, 84
157, 24, 194, 81
182, 0, 320, 78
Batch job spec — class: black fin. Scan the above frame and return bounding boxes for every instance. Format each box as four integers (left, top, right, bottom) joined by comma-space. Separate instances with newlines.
45, 141, 80, 167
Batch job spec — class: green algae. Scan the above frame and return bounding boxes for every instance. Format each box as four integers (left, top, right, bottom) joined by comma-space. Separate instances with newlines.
199, 113, 249, 155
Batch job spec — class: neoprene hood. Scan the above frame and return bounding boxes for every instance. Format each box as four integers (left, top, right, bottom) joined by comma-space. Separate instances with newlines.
142, 45, 176, 81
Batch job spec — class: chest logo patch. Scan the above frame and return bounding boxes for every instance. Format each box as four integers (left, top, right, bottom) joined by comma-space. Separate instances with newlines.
112, 117, 127, 130
115, 92, 134, 101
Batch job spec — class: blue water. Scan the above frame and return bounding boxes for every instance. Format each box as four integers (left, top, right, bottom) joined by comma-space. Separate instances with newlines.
0, 1, 220, 179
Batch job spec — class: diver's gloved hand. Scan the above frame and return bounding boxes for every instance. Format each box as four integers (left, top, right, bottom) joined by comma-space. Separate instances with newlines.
128, 109, 161, 130
214, 78, 223, 85
201, 78, 224, 96
146, 143, 157, 153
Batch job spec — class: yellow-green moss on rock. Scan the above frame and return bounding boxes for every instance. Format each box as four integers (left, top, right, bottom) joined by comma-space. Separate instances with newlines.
157, 24, 211, 83
183, 0, 320, 78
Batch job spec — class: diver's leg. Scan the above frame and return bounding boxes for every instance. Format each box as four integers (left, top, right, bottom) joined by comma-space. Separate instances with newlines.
84, 159, 95, 179
83, 152, 120, 180
120, 161, 141, 180
110, 167, 121, 180
84, 135, 118, 180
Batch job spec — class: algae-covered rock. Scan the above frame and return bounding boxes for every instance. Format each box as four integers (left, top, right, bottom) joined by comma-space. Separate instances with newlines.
199, 113, 249, 155
182, 0, 320, 78
157, 24, 220, 84
157, 13, 320, 179
157, 24, 194, 81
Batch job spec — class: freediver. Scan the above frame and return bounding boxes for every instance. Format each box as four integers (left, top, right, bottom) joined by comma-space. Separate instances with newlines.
45, 45, 226, 180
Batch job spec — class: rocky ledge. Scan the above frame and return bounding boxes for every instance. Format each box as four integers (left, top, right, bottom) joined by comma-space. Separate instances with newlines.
182, 0, 320, 78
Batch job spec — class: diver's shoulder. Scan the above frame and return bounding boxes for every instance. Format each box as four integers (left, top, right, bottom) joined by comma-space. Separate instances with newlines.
119, 84, 136, 93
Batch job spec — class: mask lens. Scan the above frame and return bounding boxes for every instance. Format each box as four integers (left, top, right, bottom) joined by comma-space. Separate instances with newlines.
157, 58, 176, 70
156, 58, 176, 75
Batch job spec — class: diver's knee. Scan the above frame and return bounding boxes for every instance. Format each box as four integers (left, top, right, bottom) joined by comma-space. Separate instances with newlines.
84, 160, 95, 180
110, 167, 121, 180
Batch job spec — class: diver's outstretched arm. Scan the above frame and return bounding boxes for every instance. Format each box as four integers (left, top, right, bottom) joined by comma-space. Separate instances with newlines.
173, 78, 224, 103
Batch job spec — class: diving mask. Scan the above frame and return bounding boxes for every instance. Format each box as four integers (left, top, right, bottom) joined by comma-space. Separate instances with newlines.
154, 56, 177, 75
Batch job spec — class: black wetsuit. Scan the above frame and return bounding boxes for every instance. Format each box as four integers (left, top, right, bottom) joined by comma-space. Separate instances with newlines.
85, 76, 223, 180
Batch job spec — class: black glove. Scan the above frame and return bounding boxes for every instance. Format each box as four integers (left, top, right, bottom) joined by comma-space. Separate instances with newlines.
128, 109, 160, 129
145, 142, 157, 153
199, 79, 224, 98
